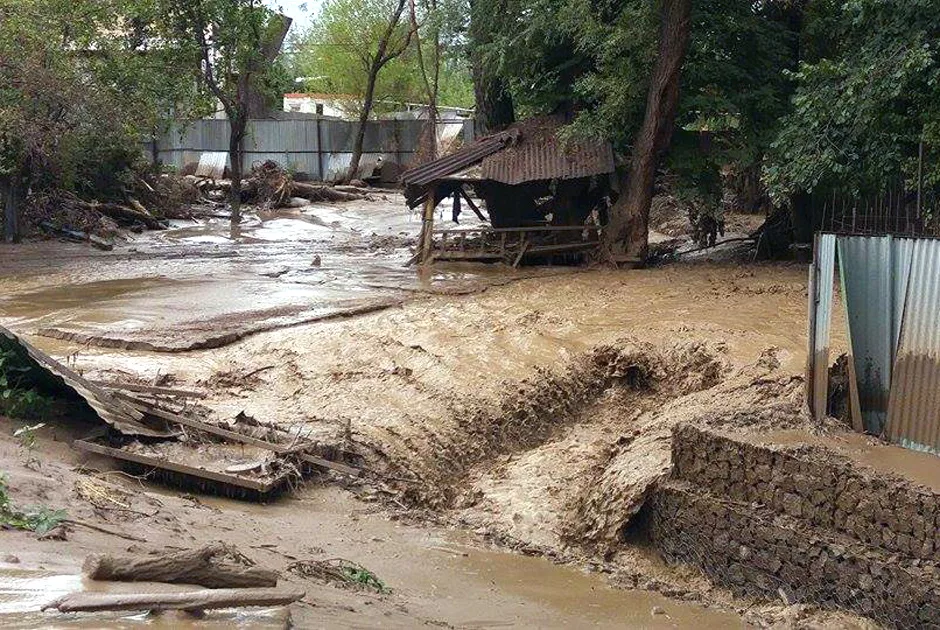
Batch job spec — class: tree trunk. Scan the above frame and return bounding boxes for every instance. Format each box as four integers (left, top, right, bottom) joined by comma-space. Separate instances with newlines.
83, 545, 278, 589
229, 112, 247, 225
2, 174, 22, 244
44, 587, 305, 614
469, 0, 514, 135
346, 66, 379, 182
603, 0, 692, 263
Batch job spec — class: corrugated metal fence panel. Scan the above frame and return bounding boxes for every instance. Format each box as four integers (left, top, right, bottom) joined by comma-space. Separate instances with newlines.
808, 233, 837, 420
886, 238, 940, 454
837, 236, 897, 433
146, 119, 424, 180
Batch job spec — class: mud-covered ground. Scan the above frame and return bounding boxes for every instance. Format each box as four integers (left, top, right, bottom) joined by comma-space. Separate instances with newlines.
0, 199, 915, 628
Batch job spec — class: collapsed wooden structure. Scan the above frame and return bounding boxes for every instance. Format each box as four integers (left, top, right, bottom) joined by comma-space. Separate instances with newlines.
0, 325, 360, 500
401, 115, 617, 265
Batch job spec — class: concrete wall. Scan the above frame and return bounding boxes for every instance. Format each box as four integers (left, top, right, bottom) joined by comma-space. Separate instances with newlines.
146, 117, 473, 182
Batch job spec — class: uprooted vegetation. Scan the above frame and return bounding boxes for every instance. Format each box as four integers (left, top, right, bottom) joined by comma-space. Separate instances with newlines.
19, 161, 376, 247
0, 473, 67, 535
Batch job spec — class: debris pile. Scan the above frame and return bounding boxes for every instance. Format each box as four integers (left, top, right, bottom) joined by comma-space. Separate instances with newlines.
188, 160, 373, 209
0, 324, 361, 500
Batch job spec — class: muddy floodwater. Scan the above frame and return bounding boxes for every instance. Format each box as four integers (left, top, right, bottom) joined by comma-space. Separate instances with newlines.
0, 199, 864, 628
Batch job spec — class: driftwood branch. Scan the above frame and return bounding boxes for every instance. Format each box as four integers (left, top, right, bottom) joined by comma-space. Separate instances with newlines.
43, 587, 305, 613
83, 544, 278, 589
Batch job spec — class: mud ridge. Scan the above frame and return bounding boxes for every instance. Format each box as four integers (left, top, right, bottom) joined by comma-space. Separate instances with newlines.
353, 339, 730, 509
36, 300, 405, 352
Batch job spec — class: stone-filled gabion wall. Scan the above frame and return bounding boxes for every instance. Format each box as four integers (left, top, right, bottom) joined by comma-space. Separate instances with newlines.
648, 425, 940, 628
671, 425, 939, 561
649, 481, 940, 627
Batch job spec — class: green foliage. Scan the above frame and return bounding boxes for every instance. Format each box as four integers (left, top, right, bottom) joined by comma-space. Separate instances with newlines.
294, 0, 473, 113
0, 349, 51, 421
0, 473, 66, 534
341, 563, 389, 593
766, 0, 940, 198
0, 0, 198, 200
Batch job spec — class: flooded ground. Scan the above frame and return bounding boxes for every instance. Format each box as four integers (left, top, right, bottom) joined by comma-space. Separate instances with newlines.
0, 198, 908, 628
0, 201, 560, 351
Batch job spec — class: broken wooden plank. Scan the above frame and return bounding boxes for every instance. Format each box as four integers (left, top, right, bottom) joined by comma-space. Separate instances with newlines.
90, 381, 207, 399
120, 398, 364, 478
300, 454, 361, 478
72, 439, 280, 493
84, 544, 278, 589
43, 587, 305, 613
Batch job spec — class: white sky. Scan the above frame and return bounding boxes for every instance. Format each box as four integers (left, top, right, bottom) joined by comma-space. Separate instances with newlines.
266, 0, 323, 33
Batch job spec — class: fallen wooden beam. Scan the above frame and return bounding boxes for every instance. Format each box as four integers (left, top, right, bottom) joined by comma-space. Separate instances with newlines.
72, 439, 283, 493
120, 398, 364, 478
84, 544, 278, 589
90, 381, 207, 399
43, 587, 305, 613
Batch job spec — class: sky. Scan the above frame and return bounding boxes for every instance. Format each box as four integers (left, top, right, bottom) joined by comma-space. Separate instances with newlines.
267, 0, 323, 33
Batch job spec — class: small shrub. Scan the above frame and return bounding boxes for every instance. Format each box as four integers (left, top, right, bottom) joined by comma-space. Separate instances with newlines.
0, 473, 67, 535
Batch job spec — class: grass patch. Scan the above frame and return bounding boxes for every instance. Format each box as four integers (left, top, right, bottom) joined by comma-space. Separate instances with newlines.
287, 558, 389, 594
0, 473, 66, 535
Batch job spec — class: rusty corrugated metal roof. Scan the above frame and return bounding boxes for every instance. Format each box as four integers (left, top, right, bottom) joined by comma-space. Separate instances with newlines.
480, 117, 614, 185
400, 115, 615, 208
886, 237, 940, 455
0, 325, 175, 437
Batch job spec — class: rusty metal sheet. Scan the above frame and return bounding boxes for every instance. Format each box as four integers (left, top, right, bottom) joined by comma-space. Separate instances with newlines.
401, 130, 518, 190
836, 235, 912, 434
0, 325, 174, 437
886, 237, 940, 455
807, 233, 836, 421
481, 132, 614, 185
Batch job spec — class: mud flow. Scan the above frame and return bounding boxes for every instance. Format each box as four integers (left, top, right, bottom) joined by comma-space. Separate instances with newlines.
1, 200, 907, 629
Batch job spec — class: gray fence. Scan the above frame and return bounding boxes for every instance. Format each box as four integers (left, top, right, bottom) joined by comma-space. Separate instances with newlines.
146, 117, 473, 182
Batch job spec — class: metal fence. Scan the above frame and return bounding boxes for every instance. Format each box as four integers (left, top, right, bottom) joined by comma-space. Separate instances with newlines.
144, 117, 473, 182
818, 184, 940, 237
807, 232, 940, 455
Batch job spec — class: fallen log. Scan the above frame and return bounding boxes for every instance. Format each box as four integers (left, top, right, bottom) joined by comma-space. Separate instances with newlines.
38, 221, 113, 251
289, 181, 365, 203
83, 544, 278, 589
82, 201, 166, 230
43, 587, 305, 613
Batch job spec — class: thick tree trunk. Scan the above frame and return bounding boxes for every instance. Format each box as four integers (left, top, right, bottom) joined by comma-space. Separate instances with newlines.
603, 0, 692, 263
346, 68, 379, 182
83, 545, 278, 589
469, 0, 514, 135
1, 174, 22, 244
229, 113, 247, 225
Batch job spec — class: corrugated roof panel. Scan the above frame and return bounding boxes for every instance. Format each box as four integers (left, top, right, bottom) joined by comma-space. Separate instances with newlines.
480, 131, 615, 185
886, 238, 940, 454
807, 233, 836, 420
837, 235, 911, 433
0, 325, 174, 437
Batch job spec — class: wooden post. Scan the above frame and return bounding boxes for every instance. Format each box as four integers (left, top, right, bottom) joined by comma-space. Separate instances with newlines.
419, 189, 436, 264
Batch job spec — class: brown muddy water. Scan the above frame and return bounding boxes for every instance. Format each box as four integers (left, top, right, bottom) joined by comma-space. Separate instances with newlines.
0, 201, 834, 628
0, 569, 287, 628
0, 202, 564, 351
